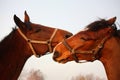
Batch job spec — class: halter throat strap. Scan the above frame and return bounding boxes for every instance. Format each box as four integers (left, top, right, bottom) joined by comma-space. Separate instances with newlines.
17, 28, 58, 57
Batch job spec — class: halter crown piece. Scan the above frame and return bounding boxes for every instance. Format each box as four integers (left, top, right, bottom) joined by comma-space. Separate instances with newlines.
17, 28, 58, 58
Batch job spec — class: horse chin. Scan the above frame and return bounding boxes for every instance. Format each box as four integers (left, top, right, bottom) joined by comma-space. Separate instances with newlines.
58, 59, 68, 64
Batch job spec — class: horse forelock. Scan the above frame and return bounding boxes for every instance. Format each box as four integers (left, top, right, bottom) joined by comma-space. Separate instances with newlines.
86, 19, 111, 31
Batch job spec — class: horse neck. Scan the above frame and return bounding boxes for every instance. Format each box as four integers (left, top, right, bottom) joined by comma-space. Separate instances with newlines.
100, 37, 120, 80
0, 30, 31, 80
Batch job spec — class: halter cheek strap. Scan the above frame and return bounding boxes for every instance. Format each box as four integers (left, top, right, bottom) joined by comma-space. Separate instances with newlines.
17, 28, 58, 57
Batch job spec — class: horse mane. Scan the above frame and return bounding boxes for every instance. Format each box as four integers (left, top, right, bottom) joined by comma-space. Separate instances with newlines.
86, 19, 112, 31
0, 27, 16, 44
0, 27, 17, 57
86, 19, 120, 37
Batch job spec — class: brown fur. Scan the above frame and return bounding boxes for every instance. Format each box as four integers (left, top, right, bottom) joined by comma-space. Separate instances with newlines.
53, 17, 120, 80
0, 11, 72, 80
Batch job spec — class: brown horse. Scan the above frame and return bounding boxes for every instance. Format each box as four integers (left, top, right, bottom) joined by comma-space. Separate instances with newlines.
0, 11, 72, 80
53, 17, 120, 80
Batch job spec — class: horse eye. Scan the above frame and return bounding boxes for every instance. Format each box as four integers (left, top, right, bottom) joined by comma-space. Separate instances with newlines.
80, 37, 87, 41
35, 29, 41, 33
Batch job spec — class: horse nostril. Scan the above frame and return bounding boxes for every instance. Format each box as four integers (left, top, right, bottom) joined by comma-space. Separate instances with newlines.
54, 51, 60, 58
53, 51, 60, 61
65, 33, 73, 39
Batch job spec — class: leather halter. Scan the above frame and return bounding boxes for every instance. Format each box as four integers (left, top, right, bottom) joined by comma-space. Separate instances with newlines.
62, 35, 111, 63
17, 28, 58, 58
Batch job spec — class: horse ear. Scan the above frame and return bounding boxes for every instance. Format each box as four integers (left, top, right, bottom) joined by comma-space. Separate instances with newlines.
14, 15, 25, 30
24, 11, 32, 30
24, 11, 30, 23
107, 17, 116, 25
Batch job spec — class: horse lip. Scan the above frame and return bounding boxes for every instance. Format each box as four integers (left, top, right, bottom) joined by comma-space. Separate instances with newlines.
59, 59, 67, 64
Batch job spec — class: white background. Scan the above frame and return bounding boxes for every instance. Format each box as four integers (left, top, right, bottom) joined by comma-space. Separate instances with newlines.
0, 0, 120, 80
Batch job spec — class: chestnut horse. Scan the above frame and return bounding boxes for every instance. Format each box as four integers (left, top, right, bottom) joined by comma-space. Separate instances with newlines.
53, 17, 120, 80
0, 11, 72, 80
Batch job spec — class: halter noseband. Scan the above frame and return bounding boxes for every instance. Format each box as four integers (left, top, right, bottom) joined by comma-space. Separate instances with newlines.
17, 28, 58, 58
62, 35, 111, 63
